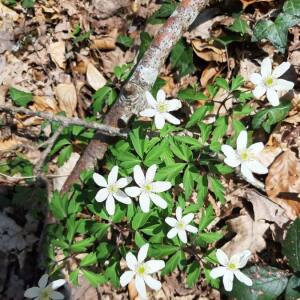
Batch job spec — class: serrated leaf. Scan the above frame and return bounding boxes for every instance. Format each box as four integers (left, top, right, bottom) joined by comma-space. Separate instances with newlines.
177, 87, 208, 102
229, 15, 250, 35
186, 104, 212, 128
183, 166, 194, 199
80, 252, 98, 267
131, 211, 150, 230
82, 269, 106, 287
9, 87, 33, 107
161, 251, 182, 275
156, 163, 186, 181
117, 35, 134, 48
49, 192, 68, 220
215, 78, 230, 91
187, 261, 201, 287
283, 218, 300, 271
105, 261, 119, 288
148, 244, 179, 258
57, 144, 73, 166
70, 237, 96, 252
208, 176, 225, 204
129, 127, 144, 159
148, 2, 177, 24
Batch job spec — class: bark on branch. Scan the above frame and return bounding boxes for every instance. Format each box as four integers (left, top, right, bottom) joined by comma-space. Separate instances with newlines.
61, 0, 210, 193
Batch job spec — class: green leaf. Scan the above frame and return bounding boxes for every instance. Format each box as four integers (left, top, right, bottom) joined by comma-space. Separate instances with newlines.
92, 86, 116, 112
199, 207, 214, 232
285, 275, 300, 300
117, 35, 134, 48
156, 163, 186, 181
129, 128, 144, 159
80, 252, 98, 267
214, 163, 233, 175
252, 102, 291, 133
283, 0, 300, 16
66, 216, 77, 242
57, 145, 73, 166
177, 87, 208, 102
196, 231, 223, 244
187, 262, 201, 287
283, 218, 300, 271
215, 78, 230, 91
229, 15, 250, 35
231, 75, 245, 91
138, 32, 152, 60
135, 231, 147, 247
9, 87, 33, 107
50, 138, 71, 156
97, 242, 113, 260
105, 261, 120, 288
149, 244, 179, 258
21, 0, 35, 8
69, 270, 79, 286
82, 269, 106, 287
186, 104, 212, 128
71, 237, 96, 252
228, 265, 288, 299
49, 192, 68, 220
197, 175, 208, 205
161, 251, 183, 275
208, 176, 225, 204
148, 1, 177, 24
183, 166, 194, 199
170, 141, 192, 162
132, 211, 151, 230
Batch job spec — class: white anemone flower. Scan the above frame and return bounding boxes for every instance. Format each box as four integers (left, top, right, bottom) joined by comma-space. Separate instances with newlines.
221, 130, 268, 183
165, 207, 198, 243
24, 274, 66, 300
125, 165, 171, 213
93, 166, 132, 216
210, 249, 252, 292
140, 89, 182, 129
120, 243, 165, 300
250, 57, 294, 106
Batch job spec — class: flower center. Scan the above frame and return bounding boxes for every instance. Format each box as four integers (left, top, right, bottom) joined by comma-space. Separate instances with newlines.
176, 220, 186, 230
144, 183, 152, 192
264, 76, 275, 87
157, 101, 168, 113
41, 289, 51, 300
227, 262, 237, 270
137, 264, 147, 276
108, 184, 119, 193
240, 150, 249, 161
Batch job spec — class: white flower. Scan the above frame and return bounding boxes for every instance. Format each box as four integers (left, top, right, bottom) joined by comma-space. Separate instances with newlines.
250, 57, 294, 106
165, 207, 198, 243
210, 249, 252, 292
93, 166, 132, 216
125, 165, 171, 213
140, 89, 182, 129
24, 274, 66, 300
120, 243, 165, 300
221, 130, 268, 183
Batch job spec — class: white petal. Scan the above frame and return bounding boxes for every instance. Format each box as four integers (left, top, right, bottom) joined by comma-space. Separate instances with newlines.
120, 271, 134, 287
185, 225, 198, 233
164, 113, 180, 125
266, 88, 279, 106
24, 287, 40, 298
93, 173, 107, 187
165, 217, 177, 227
126, 252, 138, 271
273, 61, 290, 78
224, 157, 241, 168
95, 188, 109, 202
133, 165, 146, 187
253, 85, 266, 98
154, 113, 166, 129
221, 145, 236, 158
106, 194, 115, 216
49, 291, 64, 300
273, 79, 294, 91
182, 213, 194, 224
178, 230, 187, 243
245, 160, 268, 174
50, 279, 66, 290
236, 250, 252, 268
135, 275, 147, 299
241, 164, 256, 183
151, 181, 171, 193
139, 192, 151, 212
249, 73, 263, 85
108, 166, 118, 185
116, 177, 132, 188
261, 57, 272, 78
210, 266, 227, 279
176, 207, 182, 220
138, 243, 149, 263
248, 142, 264, 155
114, 190, 132, 204
140, 108, 156, 117
223, 270, 234, 292
38, 274, 48, 288
146, 165, 157, 183
156, 89, 166, 102
144, 275, 162, 291
149, 193, 167, 209
145, 91, 157, 108
234, 270, 253, 286
237, 130, 247, 151
216, 249, 229, 266
166, 99, 182, 111
145, 260, 165, 274
125, 186, 141, 197
167, 228, 178, 239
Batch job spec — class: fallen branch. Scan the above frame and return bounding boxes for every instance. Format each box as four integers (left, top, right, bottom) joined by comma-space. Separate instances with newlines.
61, 0, 210, 193
0, 105, 127, 137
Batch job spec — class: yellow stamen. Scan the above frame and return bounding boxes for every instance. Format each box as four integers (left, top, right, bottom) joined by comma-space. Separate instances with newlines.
227, 263, 237, 270
157, 102, 167, 113
176, 221, 185, 230
264, 76, 274, 87
144, 184, 152, 192
137, 264, 146, 275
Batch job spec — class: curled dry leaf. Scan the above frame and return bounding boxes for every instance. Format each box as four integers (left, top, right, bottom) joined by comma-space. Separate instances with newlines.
201, 62, 220, 87
192, 40, 226, 62
48, 41, 66, 69
55, 83, 77, 117
90, 28, 118, 50
266, 150, 300, 219
239, 0, 274, 9
86, 63, 107, 91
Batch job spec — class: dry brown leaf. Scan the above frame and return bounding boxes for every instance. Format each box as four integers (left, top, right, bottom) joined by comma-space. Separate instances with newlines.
192, 40, 226, 62
0, 2, 19, 21
222, 213, 269, 256
240, 0, 274, 9
55, 83, 77, 117
200, 62, 220, 87
90, 29, 118, 50
86, 63, 107, 91
48, 41, 66, 69
31, 96, 59, 113
266, 150, 300, 219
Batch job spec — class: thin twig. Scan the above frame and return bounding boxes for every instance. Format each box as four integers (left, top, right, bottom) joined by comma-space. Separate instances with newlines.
0, 172, 70, 181
0, 105, 127, 137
